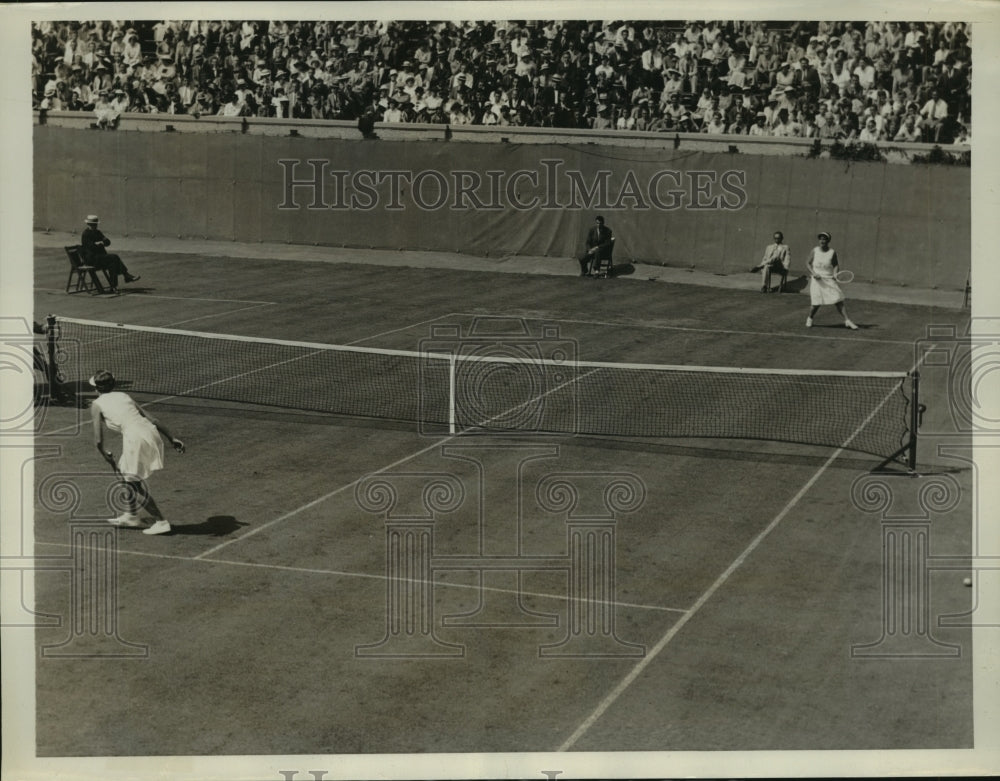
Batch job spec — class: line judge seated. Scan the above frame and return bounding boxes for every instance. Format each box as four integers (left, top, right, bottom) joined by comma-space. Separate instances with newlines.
80, 214, 140, 293
579, 215, 614, 277
751, 230, 790, 292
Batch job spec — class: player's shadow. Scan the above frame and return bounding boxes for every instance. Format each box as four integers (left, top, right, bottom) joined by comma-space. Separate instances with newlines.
780, 275, 809, 293
811, 322, 877, 330
170, 515, 248, 536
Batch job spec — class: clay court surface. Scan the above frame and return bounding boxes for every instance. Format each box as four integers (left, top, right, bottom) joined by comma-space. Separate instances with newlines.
29, 235, 974, 755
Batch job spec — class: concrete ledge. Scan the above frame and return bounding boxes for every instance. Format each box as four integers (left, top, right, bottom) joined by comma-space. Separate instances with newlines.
35, 111, 970, 161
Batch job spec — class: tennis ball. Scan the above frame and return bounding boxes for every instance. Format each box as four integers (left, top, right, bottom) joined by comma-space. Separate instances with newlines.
963, 577, 973, 587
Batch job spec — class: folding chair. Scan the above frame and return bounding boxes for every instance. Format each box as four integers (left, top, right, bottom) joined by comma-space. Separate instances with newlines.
766, 260, 789, 293
65, 245, 109, 294
592, 237, 615, 278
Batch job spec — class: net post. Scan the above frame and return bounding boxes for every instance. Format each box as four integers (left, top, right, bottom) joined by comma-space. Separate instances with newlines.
448, 352, 456, 436
908, 371, 920, 471
45, 314, 58, 404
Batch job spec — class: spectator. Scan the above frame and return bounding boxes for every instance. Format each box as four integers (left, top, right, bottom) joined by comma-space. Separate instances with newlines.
29, 17, 971, 146
798, 56, 821, 100
919, 88, 949, 141
771, 107, 796, 136
661, 91, 686, 129
893, 112, 921, 141
703, 110, 727, 134
854, 56, 876, 90
799, 110, 820, 138
749, 111, 768, 136
858, 116, 881, 142
122, 29, 142, 67
217, 91, 246, 116
774, 60, 796, 91
754, 42, 778, 88
592, 103, 613, 129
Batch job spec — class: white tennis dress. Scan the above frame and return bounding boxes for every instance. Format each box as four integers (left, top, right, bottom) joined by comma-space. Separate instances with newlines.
93, 392, 164, 480
809, 246, 844, 305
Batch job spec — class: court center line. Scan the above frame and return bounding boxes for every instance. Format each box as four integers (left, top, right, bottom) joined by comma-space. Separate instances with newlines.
33, 540, 688, 614
555, 358, 922, 752
193, 437, 447, 559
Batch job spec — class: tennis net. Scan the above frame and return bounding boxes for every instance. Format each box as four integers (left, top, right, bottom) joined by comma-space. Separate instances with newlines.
45, 316, 919, 467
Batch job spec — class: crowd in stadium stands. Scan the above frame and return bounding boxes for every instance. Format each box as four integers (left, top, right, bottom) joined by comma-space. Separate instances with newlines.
32, 20, 972, 144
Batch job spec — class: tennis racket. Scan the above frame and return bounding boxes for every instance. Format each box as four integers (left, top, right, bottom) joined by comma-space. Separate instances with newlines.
102, 449, 122, 478
835, 269, 855, 283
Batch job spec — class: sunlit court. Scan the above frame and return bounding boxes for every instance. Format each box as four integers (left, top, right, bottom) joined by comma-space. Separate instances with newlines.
15, 12, 989, 772
28, 239, 975, 756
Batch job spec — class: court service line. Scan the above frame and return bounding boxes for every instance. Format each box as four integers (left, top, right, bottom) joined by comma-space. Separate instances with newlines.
555, 366, 916, 752
159, 299, 446, 345
453, 312, 915, 347
161, 302, 279, 328
343, 312, 464, 346
33, 540, 687, 614
195, 366, 602, 559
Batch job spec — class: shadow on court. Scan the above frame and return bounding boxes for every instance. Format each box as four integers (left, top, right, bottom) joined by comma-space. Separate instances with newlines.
170, 515, 248, 536
782, 274, 810, 293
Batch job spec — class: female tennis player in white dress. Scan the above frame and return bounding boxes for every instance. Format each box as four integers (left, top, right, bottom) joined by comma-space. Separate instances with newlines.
90, 370, 185, 534
806, 231, 858, 330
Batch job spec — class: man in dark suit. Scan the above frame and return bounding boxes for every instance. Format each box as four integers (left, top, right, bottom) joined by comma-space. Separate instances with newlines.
81, 215, 140, 293
579, 215, 614, 276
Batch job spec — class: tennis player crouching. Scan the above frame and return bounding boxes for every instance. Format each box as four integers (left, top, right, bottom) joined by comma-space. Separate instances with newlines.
805, 231, 858, 330
90, 370, 185, 535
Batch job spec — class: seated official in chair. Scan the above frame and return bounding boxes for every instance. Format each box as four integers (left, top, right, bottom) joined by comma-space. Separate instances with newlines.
579, 215, 614, 277
81, 214, 140, 293
751, 230, 790, 292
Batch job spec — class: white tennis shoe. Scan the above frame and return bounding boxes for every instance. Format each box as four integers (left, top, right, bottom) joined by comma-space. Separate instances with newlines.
142, 520, 172, 536
805, 317, 813, 327
844, 320, 859, 330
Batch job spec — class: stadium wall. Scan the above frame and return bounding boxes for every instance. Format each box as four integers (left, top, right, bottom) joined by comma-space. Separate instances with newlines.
34, 124, 970, 289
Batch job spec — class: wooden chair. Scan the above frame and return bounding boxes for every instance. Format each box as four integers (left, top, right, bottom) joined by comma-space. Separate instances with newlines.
65, 245, 109, 294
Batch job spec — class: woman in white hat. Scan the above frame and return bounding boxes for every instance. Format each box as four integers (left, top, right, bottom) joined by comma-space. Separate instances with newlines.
90, 370, 185, 534
806, 231, 858, 329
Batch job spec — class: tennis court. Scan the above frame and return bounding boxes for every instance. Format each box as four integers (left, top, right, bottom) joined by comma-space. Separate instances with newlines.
30, 239, 973, 756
